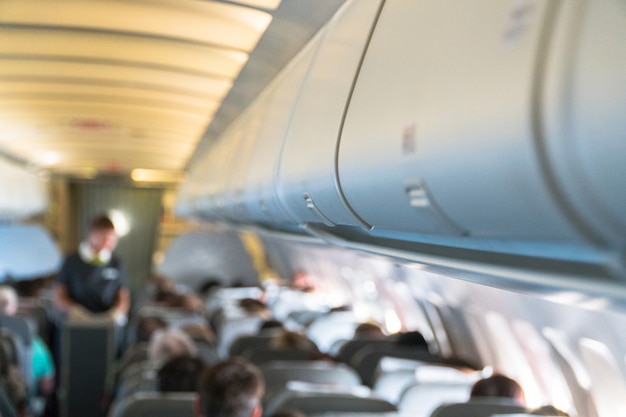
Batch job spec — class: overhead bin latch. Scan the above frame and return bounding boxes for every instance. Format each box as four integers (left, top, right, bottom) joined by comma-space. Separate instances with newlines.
404, 179, 468, 236
303, 192, 336, 227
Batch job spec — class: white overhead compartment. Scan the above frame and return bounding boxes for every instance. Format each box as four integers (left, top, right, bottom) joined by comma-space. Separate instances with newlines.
219, 103, 268, 224
338, 0, 586, 244
242, 30, 325, 226
0, 157, 47, 221
541, 0, 626, 250
0, 224, 60, 280
276, 0, 383, 229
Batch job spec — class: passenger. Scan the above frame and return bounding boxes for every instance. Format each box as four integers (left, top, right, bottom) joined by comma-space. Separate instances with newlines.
53, 215, 129, 323
0, 340, 26, 417
166, 293, 206, 314
239, 298, 271, 320
353, 323, 386, 339
157, 355, 207, 393
0, 286, 55, 396
270, 330, 316, 351
470, 374, 526, 405
195, 358, 264, 417
395, 330, 428, 348
291, 270, 315, 293
259, 319, 285, 332
197, 278, 223, 298
148, 328, 198, 363
180, 324, 216, 346
135, 316, 167, 344
531, 405, 570, 416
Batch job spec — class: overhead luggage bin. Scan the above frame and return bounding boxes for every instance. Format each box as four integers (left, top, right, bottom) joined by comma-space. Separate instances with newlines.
242, 32, 324, 227
541, 0, 626, 250
220, 104, 268, 224
276, 0, 383, 229
338, 1, 587, 244
0, 157, 47, 221
0, 224, 61, 280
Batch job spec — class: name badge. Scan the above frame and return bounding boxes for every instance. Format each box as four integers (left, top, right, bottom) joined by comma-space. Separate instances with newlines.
102, 268, 119, 280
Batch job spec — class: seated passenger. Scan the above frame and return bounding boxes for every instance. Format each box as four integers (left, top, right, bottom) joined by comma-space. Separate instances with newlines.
270, 330, 317, 351
531, 405, 570, 416
135, 316, 167, 344
239, 298, 272, 320
148, 328, 198, 363
395, 330, 428, 348
0, 286, 55, 396
470, 374, 525, 405
166, 293, 206, 314
0, 337, 27, 417
157, 355, 207, 393
353, 323, 386, 339
195, 358, 264, 417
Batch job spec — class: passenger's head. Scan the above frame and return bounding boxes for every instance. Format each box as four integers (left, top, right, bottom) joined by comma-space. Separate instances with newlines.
87, 215, 118, 253
470, 374, 525, 405
395, 330, 428, 347
167, 293, 206, 313
531, 405, 570, 416
238, 298, 270, 319
180, 324, 216, 345
158, 354, 207, 393
196, 358, 264, 417
148, 328, 198, 362
259, 319, 284, 332
136, 316, 168, 343
0, 286, 18, 316
354, 323, 385, 339
270, 330, 316, 351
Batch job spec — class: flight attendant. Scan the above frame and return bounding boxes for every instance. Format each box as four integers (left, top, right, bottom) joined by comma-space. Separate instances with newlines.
54, 215, 129, 323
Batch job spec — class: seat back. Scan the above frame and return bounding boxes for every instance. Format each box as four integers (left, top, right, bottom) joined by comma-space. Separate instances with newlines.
398, 382, 472, 417
336, 339, 399, 365
264, 386, 396, 417
108, 392, 196, 417
306, 312, 358, 353
228, 332, 276, 357
350, 346, 437, 386
372, 369, 416, 404
261, 361, 361, 398
429, 400, 527, 417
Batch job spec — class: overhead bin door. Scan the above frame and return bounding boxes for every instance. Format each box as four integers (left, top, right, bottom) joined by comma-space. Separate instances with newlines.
219, 104, 268, 223
276, 0, 383, 229
542, 0, 626, 249
200, 135, 242, 221
338, 0, 586, 242
243, 34, 324, 226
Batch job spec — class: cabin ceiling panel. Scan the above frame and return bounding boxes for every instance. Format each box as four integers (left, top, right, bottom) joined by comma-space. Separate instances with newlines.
0, 0, 345, 180
0, 0, 275, 178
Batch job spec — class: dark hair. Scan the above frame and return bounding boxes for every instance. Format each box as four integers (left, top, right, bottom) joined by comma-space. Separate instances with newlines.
238, 298, 268, 315
470, 374, 525, 403
259, 320, 284, 332
136, 316, 167, 343
157, 355, 207, 392
89, 215, 115, 231
395, 331, 428, 347
531, 405, 570, 416
199, 358, 264, 417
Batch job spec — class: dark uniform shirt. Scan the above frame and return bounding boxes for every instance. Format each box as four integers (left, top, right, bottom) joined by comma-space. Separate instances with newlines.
56, 253, 127, 313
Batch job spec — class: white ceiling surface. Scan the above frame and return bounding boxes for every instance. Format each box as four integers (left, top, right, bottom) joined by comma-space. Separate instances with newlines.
0, 0, 345, 179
